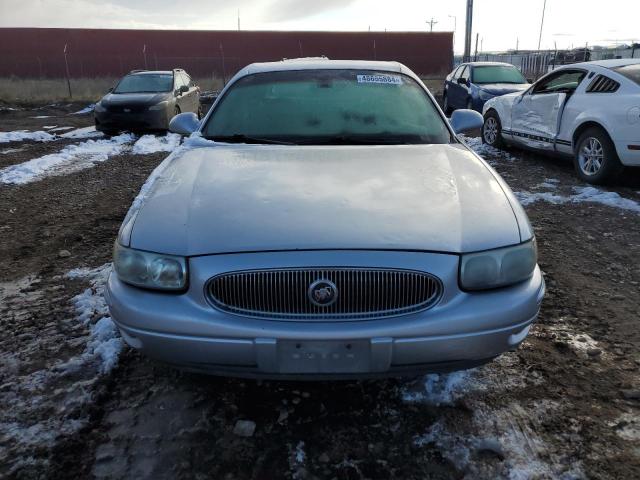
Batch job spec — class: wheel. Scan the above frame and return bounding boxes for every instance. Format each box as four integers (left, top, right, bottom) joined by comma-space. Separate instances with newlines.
443, 93, 452, 115
573, 127, 623, 185
482, 111, 504, 148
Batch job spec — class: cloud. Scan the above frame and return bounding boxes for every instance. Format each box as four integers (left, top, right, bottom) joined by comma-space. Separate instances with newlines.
264, 0, 357, 22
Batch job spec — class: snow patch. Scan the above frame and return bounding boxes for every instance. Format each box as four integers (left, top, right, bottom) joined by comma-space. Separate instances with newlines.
516, 190, 568, 206
460, 134, 516, 162
48, 126, 74, 132
60, 125, 103, 140
132, 133, 181, 154
70, 104, 95, 115
609, 413, 640, 442
0, 133, 134, 184
30, 115, 52, 119
0, 130, 55, 143
288, 441, 307, 479
64, 264, 122, 374
406, 352, 583, 478
546, 323, 608, 360
571, 186, 640, 213
516, 184, 640, 214
402, 371, 472, 406
0, 147, 26, 155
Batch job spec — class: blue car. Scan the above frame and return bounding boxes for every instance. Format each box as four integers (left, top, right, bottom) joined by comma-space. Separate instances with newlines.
443, 62, 530, 114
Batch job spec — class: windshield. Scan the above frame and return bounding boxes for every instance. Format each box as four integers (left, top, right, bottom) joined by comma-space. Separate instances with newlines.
202, 69, 451, 145
612, 64, 640, 86
113, 74, 173, 93
472, 66, 527, 84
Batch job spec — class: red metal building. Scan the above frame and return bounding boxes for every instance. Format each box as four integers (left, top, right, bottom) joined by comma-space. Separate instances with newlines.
0, 28, 453, 79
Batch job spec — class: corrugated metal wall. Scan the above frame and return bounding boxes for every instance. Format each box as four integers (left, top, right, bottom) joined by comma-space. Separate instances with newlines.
0, 28, 453, 79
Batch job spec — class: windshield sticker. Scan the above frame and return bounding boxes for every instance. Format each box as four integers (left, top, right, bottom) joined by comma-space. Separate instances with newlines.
357, 74, 403, 85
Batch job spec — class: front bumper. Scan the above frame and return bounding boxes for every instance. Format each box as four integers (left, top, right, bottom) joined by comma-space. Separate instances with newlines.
94, 108, 169, 132
105, 250, 545, 379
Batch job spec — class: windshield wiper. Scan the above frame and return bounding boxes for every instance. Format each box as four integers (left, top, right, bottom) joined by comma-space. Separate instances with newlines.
208, 134, 295, 145
301, 135, 421, 145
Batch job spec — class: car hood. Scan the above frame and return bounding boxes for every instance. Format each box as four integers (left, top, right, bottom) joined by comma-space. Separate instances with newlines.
478, 83, 530, 95
102, 92, 171, 106
129, 144, 523, 256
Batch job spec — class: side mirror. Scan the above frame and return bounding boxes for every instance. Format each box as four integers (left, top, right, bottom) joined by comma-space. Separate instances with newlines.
179, 85, 189, 95
527, 78, 534, 84
450, 109, 483, 134
457, 77, 468, 86
107, 87, 113, 93
169, 112, 200, 135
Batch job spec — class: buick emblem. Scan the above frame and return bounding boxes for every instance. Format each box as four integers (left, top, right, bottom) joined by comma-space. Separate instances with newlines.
308, 279, 338, 307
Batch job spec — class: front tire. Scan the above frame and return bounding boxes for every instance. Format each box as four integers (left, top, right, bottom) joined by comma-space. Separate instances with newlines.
574, 127, 623, 185
482, 111, 504, 148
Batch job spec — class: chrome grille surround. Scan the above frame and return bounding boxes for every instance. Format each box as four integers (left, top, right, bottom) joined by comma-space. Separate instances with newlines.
205, 268, 443, 320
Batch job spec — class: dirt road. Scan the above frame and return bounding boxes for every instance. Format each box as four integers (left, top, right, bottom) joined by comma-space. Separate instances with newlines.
1, 104, 639, 479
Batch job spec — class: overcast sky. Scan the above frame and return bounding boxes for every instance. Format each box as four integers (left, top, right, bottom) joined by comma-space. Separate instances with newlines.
1, 0, 638, 53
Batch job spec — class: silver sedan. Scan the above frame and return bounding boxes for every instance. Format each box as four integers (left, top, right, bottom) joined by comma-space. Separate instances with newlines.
105, 59, 545, 378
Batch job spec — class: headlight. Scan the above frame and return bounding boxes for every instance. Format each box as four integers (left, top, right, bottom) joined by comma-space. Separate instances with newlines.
148, 101, 169, 111
460, 239, 537, 290
113, 242, 187, 291
94, 101, 106, 113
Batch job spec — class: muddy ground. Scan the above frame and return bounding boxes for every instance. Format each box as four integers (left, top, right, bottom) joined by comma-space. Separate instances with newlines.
0, 104, 639, 479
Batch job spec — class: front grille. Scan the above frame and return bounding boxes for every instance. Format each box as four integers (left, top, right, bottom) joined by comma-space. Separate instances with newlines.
206, 268, 442, 320
106, 105, 148, 113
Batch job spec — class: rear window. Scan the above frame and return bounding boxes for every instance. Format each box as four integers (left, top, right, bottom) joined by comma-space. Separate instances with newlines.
612, 64, 640, 86
203, 69, 451, 145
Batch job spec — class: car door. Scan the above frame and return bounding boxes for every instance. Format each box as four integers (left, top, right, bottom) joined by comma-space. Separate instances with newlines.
175, 73, 193, 113
450, 65, 471, 109
510, 69, 587, 151
445, 65, 462, 98
181, 73, 199, 114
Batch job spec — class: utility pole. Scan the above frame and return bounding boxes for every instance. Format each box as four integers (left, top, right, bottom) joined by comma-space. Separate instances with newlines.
426, 17, 438, 32
463, 0, 474, 62
142, 44, 148, 69
237, 9, 241, 30
474, 33, 479, 61
63, 43, 72, 98
537, 0, 547, 51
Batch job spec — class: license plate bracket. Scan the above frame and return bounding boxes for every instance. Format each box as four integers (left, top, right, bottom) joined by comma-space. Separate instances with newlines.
277, 340, 370, 374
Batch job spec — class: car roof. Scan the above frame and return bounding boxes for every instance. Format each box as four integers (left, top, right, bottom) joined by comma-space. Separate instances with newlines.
130, 70, 174, 75
237, 58, 409, 76
462, 62, 515, 67
563, 58, 640, 69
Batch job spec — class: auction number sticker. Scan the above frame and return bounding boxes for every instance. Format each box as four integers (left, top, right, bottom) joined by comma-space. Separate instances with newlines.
357, 74, 403, 85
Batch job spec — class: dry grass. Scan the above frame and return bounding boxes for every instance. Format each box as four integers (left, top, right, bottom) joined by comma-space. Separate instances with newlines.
0, 76, 224, 104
